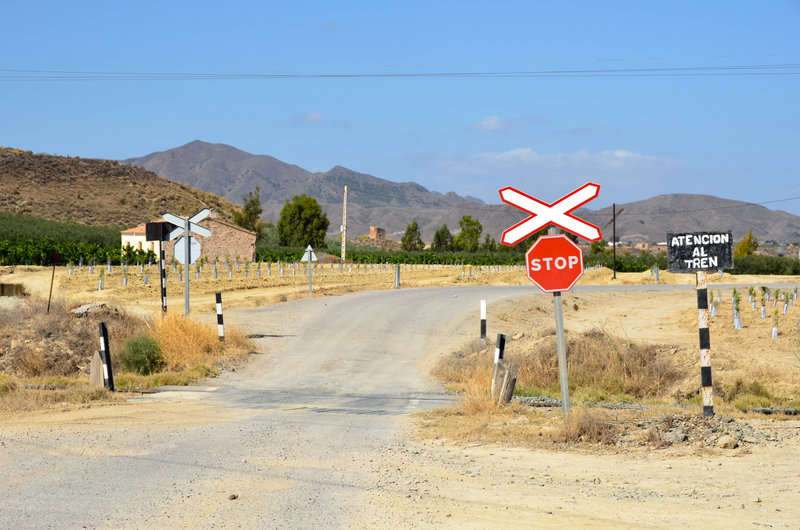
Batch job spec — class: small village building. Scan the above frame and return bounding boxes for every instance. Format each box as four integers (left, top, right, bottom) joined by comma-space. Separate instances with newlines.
369, 226, 386, 240
120, 225, 153, 252
121, 211, 257, 263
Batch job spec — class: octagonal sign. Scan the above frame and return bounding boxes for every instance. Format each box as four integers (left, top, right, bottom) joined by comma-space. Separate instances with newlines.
525, 235, 584, 293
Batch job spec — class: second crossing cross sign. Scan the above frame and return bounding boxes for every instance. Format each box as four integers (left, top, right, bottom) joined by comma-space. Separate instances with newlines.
162, 208, 213, 315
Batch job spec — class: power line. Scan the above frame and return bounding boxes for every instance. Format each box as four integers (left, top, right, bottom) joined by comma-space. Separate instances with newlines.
2, 63, 800, 81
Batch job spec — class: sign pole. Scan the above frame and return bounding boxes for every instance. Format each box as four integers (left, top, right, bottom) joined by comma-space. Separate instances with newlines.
184, 218, 190, 315
696, 270, 714, 416
159, 239, 167, 314
553, 290, 570, 417
307, 247, 312, 295
547, 226, 571, 416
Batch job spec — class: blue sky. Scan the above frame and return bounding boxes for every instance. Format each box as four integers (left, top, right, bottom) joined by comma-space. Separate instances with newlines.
3, 1, 799, 214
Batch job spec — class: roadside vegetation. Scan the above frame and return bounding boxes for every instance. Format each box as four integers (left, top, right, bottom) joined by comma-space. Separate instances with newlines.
424, 294, 800, 449
0, 297, 253, 412
3, 189, 799, 274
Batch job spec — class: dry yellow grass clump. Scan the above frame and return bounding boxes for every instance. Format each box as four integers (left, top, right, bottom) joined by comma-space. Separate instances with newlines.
148, 313, 251, 371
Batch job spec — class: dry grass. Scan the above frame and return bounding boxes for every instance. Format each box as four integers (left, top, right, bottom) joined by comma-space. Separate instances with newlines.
554, 407, 621, 444
114, 365, 218, 389
0, 296, 145, 378
0, 374, 121, 413
433, 328, 685, 405
148, 313, 251, 371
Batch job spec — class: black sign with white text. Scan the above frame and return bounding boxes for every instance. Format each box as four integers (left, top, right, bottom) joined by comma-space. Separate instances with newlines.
667, 231, 734, 272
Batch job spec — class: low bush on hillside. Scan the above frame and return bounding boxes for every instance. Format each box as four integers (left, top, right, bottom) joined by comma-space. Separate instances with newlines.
118, 332, 163, 375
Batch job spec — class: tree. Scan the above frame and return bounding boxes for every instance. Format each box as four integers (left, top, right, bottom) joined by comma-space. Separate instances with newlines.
480, 234, 496, 252
734, 229, 759, 258
431, 224, 454, 252
255, 221, 280, 252
277, 194, 329, 247
401, 221, 425, 251
453, 215, 482, 252
590, 239, 609, 255
231, 187, 265, 233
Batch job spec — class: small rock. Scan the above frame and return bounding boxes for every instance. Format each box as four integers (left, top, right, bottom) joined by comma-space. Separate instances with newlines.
512, 333, 524, 340
228, 494, 238, 500
717, 435, 738, 449
70, 301, 108, 317
661, 429, 687, 445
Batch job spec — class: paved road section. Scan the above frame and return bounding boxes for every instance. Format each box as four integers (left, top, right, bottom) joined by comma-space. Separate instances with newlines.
0, 286, 537, 528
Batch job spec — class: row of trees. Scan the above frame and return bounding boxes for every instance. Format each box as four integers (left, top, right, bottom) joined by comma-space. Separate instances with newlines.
402, 216, 495, 252
232, 187, 329, 249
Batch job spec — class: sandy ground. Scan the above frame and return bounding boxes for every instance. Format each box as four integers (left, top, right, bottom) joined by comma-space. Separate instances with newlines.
2, 265, 800, 527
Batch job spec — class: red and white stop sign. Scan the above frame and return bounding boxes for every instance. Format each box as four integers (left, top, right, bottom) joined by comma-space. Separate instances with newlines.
525, 235, 584, 293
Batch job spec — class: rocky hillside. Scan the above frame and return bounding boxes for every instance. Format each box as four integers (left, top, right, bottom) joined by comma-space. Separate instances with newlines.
0, 147, 239, 228
124, 140, 490, 240
125, 141, 800, 245
592, 194, 800, 245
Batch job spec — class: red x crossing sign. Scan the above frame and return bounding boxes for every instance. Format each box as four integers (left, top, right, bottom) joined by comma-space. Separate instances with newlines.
499, 183, 602, 245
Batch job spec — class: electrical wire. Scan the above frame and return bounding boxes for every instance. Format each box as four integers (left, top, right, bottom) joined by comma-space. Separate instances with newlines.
2, 63, 800, 81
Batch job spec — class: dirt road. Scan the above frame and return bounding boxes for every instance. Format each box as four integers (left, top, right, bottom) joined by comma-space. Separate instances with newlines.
0, 286, 530, 527
1, 283, 799, 528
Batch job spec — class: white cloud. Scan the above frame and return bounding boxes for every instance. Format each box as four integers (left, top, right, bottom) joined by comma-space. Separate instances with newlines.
411, 147, 692, 205
297, 111, 323, 124
556, 125, 607, 135
468, 148, 685, 175
470, 116, 512, 132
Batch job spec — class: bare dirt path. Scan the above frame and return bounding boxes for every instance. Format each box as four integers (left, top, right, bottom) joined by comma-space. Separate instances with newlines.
0, 286, 531, 528
2, 270, 800, 527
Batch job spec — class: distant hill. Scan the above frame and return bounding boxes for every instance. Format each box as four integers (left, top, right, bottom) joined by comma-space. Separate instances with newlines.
125, 141, 800, 245
5, 142, 798, 246
592, 194, 800, 245
125, 140, 491, 240
0, 147, 239, 227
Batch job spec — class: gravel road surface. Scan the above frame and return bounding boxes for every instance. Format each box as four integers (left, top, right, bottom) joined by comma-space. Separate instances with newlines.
0, 285, 534, 528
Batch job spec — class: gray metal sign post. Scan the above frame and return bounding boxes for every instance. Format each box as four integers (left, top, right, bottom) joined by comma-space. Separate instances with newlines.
163, 209, 212, 315
301, 245, 317, 295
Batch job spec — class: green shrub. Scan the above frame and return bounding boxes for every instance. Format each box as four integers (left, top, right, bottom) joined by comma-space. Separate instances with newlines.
118, 333, 163, 375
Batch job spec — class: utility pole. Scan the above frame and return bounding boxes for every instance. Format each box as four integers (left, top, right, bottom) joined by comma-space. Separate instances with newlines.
340, 185, 348, 261
612, 203, 616, 279
603, 204, 623, 280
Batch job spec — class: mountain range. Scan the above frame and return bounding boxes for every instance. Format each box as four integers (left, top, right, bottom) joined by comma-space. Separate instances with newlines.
2, 142, 799, 246
126, 141, 800, 245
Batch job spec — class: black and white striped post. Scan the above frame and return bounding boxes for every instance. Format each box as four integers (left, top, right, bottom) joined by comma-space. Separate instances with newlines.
480, 299, 487, 340
494, 333, 506, 363
667, 231, 733, 418
215, 292, 224, 342
490, 333, 507, 397
696, 271, 714, 416
98, 322, 115, 391
160, 248, 167, 313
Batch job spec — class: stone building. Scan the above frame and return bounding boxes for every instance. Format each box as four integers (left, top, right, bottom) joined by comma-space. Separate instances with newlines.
121, 211, 257, 263
369, 226, 386, 240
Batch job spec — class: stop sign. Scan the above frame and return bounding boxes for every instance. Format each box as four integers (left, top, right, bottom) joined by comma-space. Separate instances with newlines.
525, 235, 584, 293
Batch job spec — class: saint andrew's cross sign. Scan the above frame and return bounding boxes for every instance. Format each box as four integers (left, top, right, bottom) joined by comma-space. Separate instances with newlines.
498, 183, 602, 419
499, 183, 603, 246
